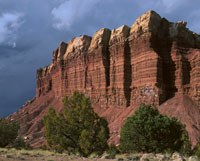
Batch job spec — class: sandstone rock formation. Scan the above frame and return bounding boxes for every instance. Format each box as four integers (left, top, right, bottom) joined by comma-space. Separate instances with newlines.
9, 10, 200, 148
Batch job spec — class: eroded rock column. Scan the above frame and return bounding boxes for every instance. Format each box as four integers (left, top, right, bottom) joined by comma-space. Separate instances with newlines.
86, 28, 111, 106
108, 25, 131, 107
129, 11, 161, 106
62, 36, 91, 95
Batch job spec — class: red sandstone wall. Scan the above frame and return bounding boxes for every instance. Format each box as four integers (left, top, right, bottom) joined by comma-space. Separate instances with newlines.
189, 50, 200, 105
85, 29, 111, 106
108, 25, 131, 107
36, 11, 200, 108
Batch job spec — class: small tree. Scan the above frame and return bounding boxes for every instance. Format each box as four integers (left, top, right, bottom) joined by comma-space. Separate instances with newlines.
44, 92, 109, 156
120, 104, 191, 153
0, 119, 19, 147
43, 108, 62, 151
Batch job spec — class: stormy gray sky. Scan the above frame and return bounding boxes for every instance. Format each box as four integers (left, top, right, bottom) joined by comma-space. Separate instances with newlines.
0, 0, 200, 117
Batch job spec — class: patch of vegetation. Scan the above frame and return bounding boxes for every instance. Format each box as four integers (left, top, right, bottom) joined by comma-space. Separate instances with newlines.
194, 144, 200, 158
44, 91, 109, 156
106, 144, 119, 159
11, 137, 30, 150
0, 148, 69, 161
0, 119, 19, 148
120, 104, 191, 154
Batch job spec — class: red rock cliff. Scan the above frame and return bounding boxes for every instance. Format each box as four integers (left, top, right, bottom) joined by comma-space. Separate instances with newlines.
10, 10, 200, 147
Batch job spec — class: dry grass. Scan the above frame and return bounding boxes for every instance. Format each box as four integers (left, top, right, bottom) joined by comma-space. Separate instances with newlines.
0, 148, 114, 161
1, 148, 198, 161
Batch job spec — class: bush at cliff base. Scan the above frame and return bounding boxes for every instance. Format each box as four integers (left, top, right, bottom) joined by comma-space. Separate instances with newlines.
44, 91, 109, 156
0, 119, 19, 147
193, 144, 200, 158
120, 104, 191, 154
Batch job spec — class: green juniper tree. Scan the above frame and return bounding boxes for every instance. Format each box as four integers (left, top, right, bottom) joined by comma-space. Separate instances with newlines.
44, 92, 109, 156
0, 119, 19, 147
120, 104, 191, 153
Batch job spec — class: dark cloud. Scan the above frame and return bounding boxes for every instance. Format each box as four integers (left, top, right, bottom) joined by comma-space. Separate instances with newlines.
0, 0, 200, 117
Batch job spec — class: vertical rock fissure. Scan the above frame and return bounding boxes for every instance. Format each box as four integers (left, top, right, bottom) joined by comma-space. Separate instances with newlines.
182, 55, 191, 86
84, 52, 88, 89
154, 38, 177, 104
152, 19, 177, 104
124, 40, 132, 107
102, 46, 110, 87
162, 43, 177, 101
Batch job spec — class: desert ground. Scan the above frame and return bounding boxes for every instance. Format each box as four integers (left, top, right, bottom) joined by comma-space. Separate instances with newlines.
0, 148, 115, 161
1, 148, 200, 161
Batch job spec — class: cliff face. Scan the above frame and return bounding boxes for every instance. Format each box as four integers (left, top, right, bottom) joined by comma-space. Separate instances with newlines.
10, 10, 200, 147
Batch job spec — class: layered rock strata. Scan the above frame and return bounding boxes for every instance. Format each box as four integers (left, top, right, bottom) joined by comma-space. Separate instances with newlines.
10, 10, 200, 147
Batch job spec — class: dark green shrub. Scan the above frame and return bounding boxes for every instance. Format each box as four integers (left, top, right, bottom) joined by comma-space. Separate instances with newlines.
0, 119, 19, 148
120, 104, 191, 153
44, 91, 109, 156
107, 144, 119, 159
11, 137, 30, 149
194, 144, 200, 158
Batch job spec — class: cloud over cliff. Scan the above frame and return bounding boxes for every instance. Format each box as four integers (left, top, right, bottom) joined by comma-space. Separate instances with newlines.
52, 0, 100, 30
0, 12, 23, 47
